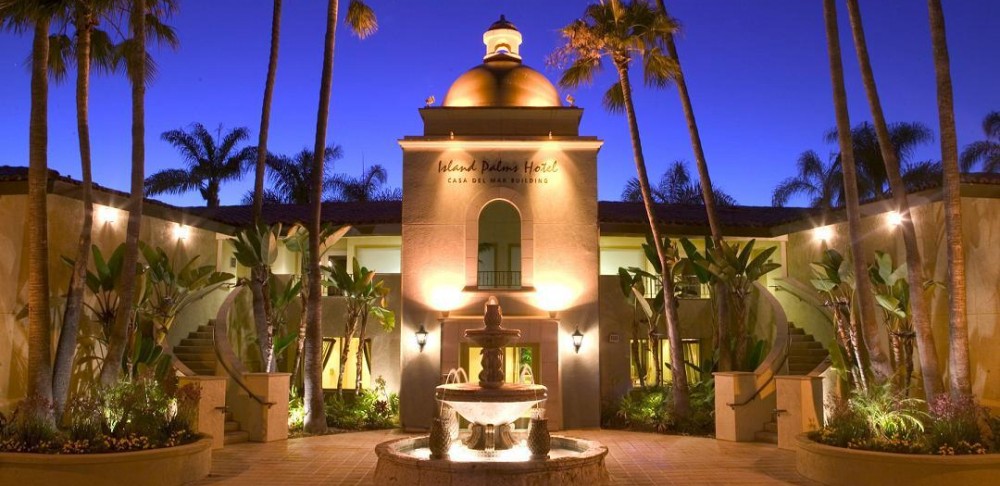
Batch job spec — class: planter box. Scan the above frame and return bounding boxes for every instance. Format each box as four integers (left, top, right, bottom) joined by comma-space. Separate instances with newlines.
0, 437, 212, 486
795, 433, 1000, 486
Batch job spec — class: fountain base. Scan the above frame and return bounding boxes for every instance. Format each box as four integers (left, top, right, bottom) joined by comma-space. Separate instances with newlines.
374, 435, 610, 485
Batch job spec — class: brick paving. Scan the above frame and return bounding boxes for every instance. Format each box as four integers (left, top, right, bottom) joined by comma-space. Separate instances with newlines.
195, 429, 818, 485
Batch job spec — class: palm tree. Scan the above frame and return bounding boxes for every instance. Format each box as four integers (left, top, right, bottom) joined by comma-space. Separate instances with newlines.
248, 1, 284, 375
621, 160, 736, 206
101, 0, 179, 386
304, 0, 377, 434
927, 0, 971, 397
960, 111, 999, 173
252, 0, 283, 222
845, 0, 942, 397
329, 164, 402, 202
772, 150, 843, 209
822, 0, 892, 382
553, 0, 692, 417
47, 0, 118, 418
825, 121, 935, 198
146, 123, 255, 208
1, 0, 66, 424
240, 146, 342, 205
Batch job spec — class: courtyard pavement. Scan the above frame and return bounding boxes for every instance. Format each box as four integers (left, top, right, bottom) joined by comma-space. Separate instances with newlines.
195, 429, 819, 485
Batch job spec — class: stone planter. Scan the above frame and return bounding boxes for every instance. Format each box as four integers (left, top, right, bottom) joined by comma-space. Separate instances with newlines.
795, 433, 1000, 486
0, 437, 212, 486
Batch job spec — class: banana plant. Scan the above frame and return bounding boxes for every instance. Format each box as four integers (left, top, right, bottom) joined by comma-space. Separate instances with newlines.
617, 268, 650, 388
231, 223, 281, 371
811, 249, 867, 390
139, 241, 233, 345
326, 258, 395, 396
283, 223, 351, 395
268, 273, 303, 374
867, 251, 914, 392
681, 238, 780, 371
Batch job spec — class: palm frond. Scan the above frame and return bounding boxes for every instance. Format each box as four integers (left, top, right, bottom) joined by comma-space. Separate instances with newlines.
144, 169, 199, 196
345, 0, 377, 39
641, 47, 677, 88
559, 58, 600, 88
602, 82, 625, 114
45, 32, 73, 83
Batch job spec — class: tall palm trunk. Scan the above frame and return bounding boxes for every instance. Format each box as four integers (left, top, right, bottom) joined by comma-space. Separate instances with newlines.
253, 0, 282, 222
250, 0, 283, 374
845, 0, 943, 396
54, 4, 95, 416
822, 0, 892, 382
101, 0, 146, 386
614, 58, 690, 417
655, 1, 732, 371
927, 0, 970, 397
304, 0, 340, 434
27, 14, 54, 423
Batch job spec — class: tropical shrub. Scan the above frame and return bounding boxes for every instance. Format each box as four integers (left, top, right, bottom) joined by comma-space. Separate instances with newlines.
810, 386, 999, 455
607, 379, 715, 435
0, 376, 200, 454
324, 376, 399, 430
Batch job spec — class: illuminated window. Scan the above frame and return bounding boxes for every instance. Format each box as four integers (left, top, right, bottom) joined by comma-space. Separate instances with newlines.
629, 338, 701, 386
321, 337, 372, 390
477, 200, 521, 288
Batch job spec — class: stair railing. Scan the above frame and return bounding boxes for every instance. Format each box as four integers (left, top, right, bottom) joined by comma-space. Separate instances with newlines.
214, 285, 273, 407
728, 281, 790, 409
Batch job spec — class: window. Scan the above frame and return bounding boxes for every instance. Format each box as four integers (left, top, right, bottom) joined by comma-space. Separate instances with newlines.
321, 337, 372, 390
477, 200, 521, 288
629, 338, 702, 386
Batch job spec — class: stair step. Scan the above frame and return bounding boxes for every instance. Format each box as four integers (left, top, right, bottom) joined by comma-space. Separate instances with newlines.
197, 325, 215, 333
788, 348, 828, 358
225, 420, 240, 433
789, 334, 816, 343
764, 421, 778, 433
790, 341, 824, 350
754, 430, 778, 444
180, 338, 214, 347
789, 327, 806, 335
188, 331, 214, 339
224, 430, 250, 445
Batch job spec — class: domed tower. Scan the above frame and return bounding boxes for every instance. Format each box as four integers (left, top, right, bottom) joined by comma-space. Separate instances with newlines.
399, 15, 602, 433
442, 15, 561, 108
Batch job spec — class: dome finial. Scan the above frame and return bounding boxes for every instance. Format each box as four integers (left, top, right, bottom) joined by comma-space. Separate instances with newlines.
483, 15, 522, 61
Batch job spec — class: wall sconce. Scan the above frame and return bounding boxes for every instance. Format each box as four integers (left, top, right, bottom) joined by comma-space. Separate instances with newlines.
415, 325, 429, 352
886, 211, 903, 228
173, 224, 190, 240
97, 205, 117, 224
813, 225, 833, 243
571, 327, 584, 354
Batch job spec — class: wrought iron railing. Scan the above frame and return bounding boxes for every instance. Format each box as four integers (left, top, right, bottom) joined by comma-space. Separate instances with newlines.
640, 274, 707, 299
477, 270, 522, 289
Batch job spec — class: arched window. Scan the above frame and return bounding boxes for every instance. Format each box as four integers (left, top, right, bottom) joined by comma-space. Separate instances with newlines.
477, 200, 521, 288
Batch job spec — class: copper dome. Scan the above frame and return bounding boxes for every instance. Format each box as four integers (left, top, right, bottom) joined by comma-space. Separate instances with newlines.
442, 59, 562, 108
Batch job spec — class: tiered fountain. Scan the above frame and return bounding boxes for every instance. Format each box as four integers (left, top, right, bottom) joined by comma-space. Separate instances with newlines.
374, 296, 609, 485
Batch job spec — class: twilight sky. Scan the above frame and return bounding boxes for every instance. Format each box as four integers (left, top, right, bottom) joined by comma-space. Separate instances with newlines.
0, 0, 997, 208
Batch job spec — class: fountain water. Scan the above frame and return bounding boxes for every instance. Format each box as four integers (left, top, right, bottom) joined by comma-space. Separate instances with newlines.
374, 296, 609, 484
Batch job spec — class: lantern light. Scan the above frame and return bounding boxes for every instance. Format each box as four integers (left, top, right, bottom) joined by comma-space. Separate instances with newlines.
173, 224, 190, 240
415, 325, 429, 352
571, 327, 584, 354
886, 211, 903, 228
814, 225, 833, 243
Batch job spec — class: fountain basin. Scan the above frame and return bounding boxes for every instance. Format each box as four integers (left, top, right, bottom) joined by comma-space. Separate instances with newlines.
436, 383, 546, 426
374, 435, 610, 485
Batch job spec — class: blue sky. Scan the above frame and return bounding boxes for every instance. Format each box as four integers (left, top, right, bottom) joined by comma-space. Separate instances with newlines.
0, 0, 997, 207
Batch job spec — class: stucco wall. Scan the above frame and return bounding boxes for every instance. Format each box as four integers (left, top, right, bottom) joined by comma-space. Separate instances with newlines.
0, 193, 226, 411
782, 196, 999, 401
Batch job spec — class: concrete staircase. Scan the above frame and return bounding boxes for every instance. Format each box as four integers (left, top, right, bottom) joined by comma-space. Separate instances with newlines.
174, 322, 218, 376
224, 411, 249, 445
755, 419, 778, 444
786, 324, 827, 375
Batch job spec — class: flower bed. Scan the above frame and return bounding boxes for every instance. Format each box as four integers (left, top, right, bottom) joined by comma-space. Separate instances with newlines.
796, 433, 1000, 486
0, 436, 212, 486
